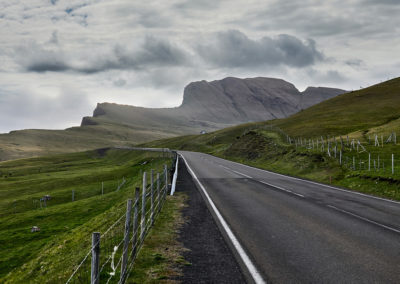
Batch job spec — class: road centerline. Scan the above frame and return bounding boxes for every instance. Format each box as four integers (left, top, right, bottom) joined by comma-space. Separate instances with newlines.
327, 205, 400, 234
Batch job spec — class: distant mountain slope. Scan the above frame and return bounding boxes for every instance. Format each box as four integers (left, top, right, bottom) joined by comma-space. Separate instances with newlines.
275, 77, 400, 136
82, 77, 346, 130
0, 77, 345, 161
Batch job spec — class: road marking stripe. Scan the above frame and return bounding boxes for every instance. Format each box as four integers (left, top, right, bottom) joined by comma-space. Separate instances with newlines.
212, 155, 400, 205
230, 169, 253, 179
259, 180, 304, 198
327, 205, 400, 234
180, 154, 266, 284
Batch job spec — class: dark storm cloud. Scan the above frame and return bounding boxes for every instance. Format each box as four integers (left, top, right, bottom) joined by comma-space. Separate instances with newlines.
196, 30, 323, 68
345, 59, 365, 67
18, 37, 190, 74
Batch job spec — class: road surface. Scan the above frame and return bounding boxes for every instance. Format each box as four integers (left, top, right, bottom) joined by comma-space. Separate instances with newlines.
179, 151, 400, 284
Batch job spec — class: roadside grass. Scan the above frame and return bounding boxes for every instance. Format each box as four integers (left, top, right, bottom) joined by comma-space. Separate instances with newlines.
273, 77, 400, 137
0, 148, 172, 282
126, 192, 187, 283
144, 122, 400, 201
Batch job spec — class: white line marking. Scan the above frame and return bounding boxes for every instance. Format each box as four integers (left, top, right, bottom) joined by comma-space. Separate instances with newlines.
327, 205, 400, 234
291, 192, 305, 198
259, 180, 304, 198
210, 155, 400, 205
230, 169, 253, 179
219, 164, 304, 198
180, 154, 266, 284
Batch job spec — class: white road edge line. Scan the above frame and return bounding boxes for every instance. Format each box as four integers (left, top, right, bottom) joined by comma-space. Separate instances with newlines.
327, 205, 400, 234
215, 156, 400, 205
180, 154, 266, 284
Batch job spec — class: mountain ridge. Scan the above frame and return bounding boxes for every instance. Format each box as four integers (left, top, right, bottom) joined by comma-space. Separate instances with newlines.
82, 76, 346, 129
0, 76, 346, 161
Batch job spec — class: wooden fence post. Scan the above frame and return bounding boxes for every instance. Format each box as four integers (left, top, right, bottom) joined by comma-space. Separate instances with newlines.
132, 187, 140, 258
157, 173, 161, 213
91, 232, 100, 284
141, 172, 147, 242
392, 154, 394, 175
72, 190, 75, 202
164, 165, 168, 194
120, 199, 132, 282
368, 153, 371, 171
150, 169, 154, 226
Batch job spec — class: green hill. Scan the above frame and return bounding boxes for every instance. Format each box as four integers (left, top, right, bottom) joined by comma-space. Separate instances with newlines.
274, 77, 400, 137
144, 77, 400, 201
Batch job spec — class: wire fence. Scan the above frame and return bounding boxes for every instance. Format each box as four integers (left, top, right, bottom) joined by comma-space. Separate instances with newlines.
66, 160, 174, 284
2, 177, 129, 216
285, 132, 399, 176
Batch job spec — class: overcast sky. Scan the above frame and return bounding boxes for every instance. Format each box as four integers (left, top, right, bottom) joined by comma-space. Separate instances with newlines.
0, 0, 399, 133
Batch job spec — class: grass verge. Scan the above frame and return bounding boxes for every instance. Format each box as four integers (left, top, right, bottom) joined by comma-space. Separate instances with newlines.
126, 192, 187, 283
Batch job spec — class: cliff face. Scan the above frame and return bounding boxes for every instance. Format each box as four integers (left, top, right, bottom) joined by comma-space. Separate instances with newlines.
82, 77, 346, 130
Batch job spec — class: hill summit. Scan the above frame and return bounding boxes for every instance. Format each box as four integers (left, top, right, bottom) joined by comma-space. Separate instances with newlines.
82, 77, 346, 132
0, 76, 345, 161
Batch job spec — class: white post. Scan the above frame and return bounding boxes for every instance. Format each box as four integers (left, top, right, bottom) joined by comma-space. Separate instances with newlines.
392, 154, 394, 175
368, 153, 371, 171
170, 156, 179, 195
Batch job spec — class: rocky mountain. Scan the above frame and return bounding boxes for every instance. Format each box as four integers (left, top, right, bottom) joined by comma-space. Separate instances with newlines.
0, 77, 346, 161
82, 77, 346, 130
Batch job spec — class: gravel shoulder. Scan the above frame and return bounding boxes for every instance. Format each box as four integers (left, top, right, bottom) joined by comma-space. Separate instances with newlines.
175, 157, 246, 283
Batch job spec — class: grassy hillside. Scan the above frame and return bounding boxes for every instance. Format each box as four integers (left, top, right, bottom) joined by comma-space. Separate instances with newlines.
144, 78, 400, 201
0, 122, 178, 161
0, 148, 172, 282
274, 77, 400, 137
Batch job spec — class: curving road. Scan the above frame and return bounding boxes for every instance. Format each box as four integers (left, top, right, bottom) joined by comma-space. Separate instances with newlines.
179, 151, 400, 284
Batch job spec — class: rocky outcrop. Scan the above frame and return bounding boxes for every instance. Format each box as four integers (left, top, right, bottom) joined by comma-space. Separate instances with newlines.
82, 77, 346, 130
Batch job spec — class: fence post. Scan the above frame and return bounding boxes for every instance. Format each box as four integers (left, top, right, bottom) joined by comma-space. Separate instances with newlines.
72, 190, 74, 202
102, 182, 104, 195
164, 164, 168, 195
151, 169, 154, 226
141, 172, 147, 243
339, 150, 342, 165
120, 199, 132, 282
368, 153, 371, 171
132, 187, 140, 259
392, 154, 394, 175
157, 173, 161, 213
91, 232, 100, 284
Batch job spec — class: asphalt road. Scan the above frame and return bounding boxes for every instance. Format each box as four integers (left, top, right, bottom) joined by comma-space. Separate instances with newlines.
179, 151, 400, 284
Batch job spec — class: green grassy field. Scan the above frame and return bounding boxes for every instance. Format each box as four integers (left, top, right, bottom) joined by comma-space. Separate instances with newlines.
144, 78, 400, 201
0, 148, 173, 283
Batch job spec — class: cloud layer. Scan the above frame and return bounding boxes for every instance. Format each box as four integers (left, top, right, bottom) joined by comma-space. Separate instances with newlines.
0, 0, 399, 133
